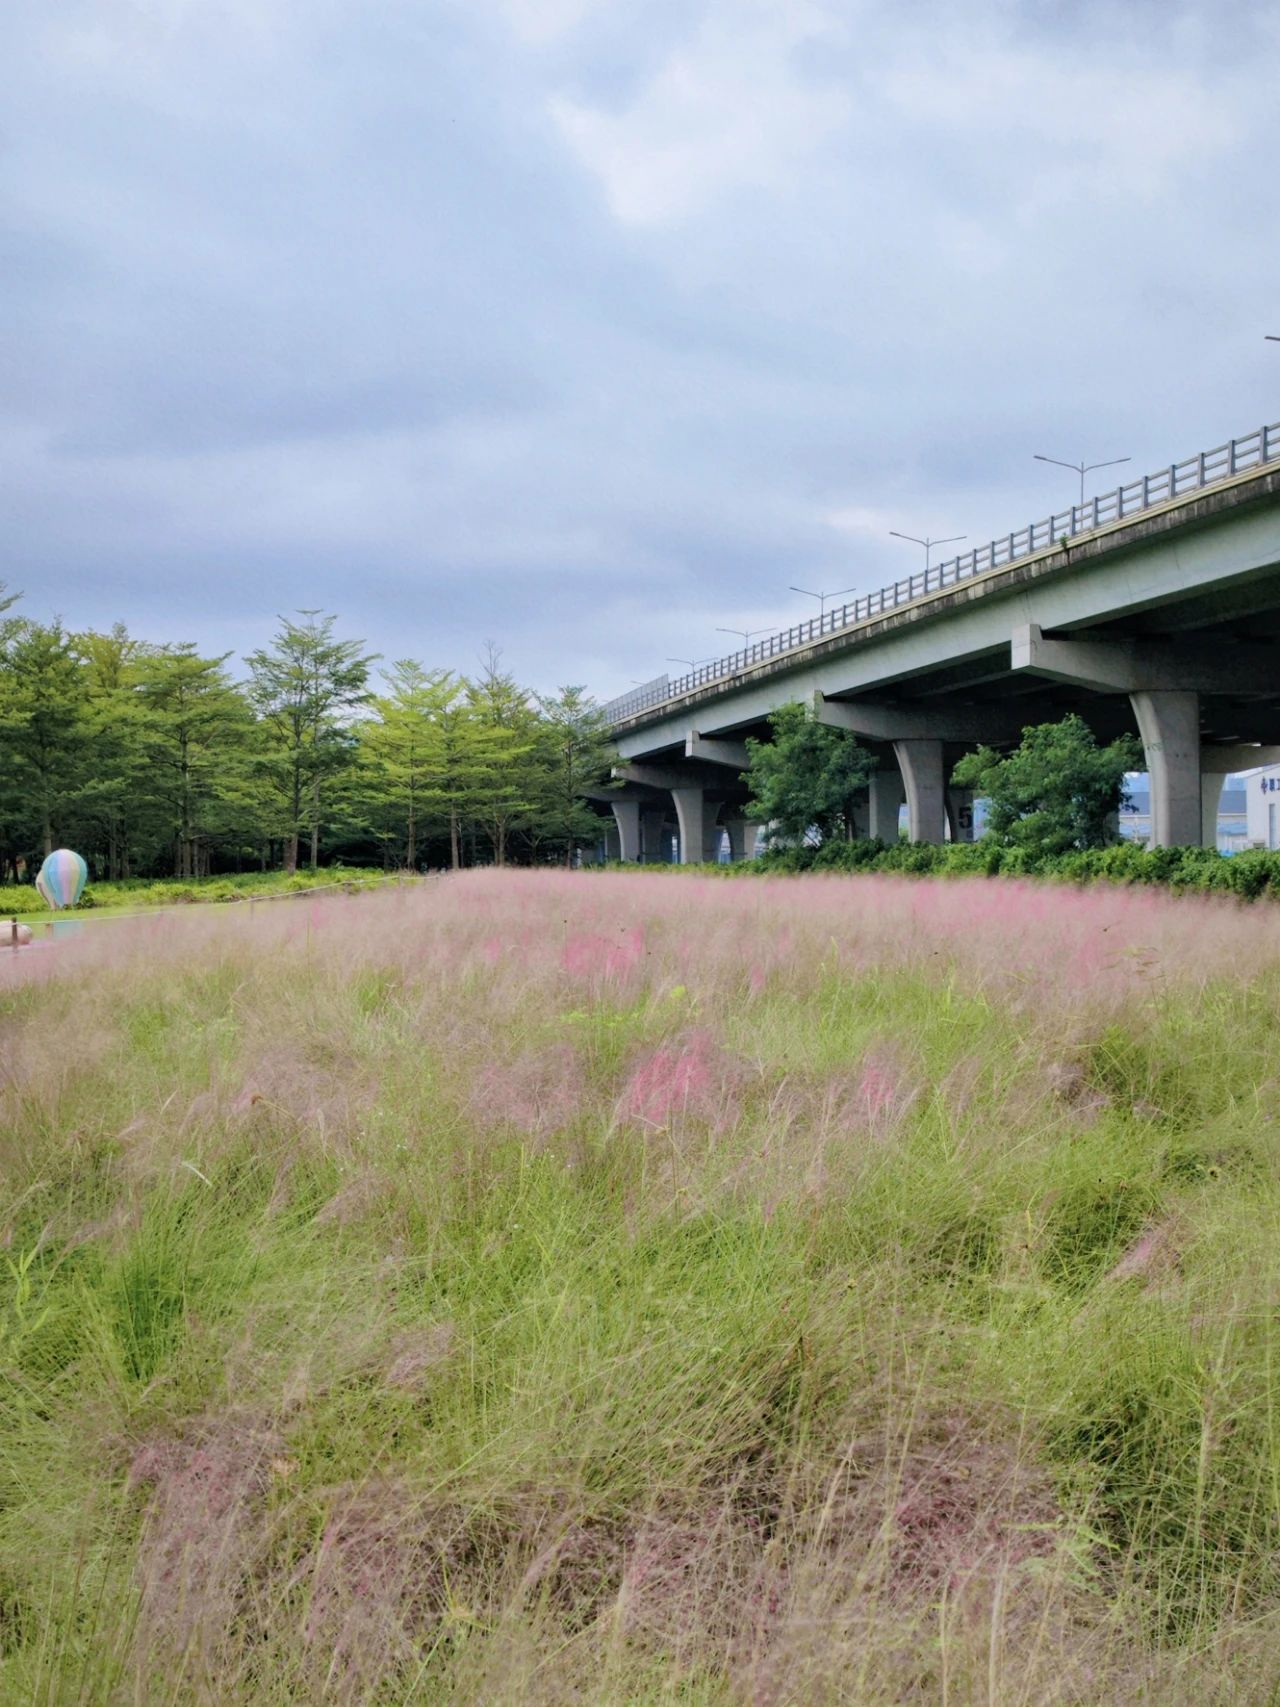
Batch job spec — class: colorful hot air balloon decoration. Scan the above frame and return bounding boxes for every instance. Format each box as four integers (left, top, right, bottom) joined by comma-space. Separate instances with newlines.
36, 849, 88, 910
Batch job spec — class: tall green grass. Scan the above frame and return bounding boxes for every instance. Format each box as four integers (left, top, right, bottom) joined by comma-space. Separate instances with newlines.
2, 871, 1280, 1702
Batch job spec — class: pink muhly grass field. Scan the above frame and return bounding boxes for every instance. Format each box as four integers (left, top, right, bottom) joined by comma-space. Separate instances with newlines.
3, 869, 1280, 1703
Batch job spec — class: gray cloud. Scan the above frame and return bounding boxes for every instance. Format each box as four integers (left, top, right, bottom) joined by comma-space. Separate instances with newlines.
2, 0, 1278, 694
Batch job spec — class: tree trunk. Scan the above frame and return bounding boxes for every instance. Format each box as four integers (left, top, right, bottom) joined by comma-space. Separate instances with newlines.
288, 762, 302, 874
449, 806, 460, 871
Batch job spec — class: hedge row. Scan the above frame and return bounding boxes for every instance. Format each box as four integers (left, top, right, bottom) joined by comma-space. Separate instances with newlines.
733, 837, 1280, 897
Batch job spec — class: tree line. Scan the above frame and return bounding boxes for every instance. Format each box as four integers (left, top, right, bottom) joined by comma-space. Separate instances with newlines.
0, 585, 615, 881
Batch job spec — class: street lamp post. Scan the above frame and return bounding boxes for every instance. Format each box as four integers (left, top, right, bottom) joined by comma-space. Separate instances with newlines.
789, 584, 858, 621
1033, 453, 1131, 509
666, 656, 712, 669
715, 626, 777, 651
888, 531, 966, 572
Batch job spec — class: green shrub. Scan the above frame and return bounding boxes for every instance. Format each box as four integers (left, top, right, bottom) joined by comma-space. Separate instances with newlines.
725, 837, 1280, 898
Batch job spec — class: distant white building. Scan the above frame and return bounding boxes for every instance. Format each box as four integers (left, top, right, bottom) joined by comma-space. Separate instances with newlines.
1239, 765, 1280, 850
1120, 777, 1250, 853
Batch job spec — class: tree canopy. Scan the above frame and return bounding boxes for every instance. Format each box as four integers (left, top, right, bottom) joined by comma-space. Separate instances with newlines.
744, 701, 875, 844
0, 594, 616, 881
951, 713, 1141, 855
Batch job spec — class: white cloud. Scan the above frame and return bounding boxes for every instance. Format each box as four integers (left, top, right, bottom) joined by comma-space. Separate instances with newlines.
547, 1, 1248, 237
549, 1, 852, 225
824, 504, 896, 539
493, 0, 607, 46
881, 41, 1241, 205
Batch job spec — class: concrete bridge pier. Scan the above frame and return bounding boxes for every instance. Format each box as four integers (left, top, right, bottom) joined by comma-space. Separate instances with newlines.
614, 761, 747, 865
671, 787, 706, 866
817, 696, 1009, 843
640, 806, 672, 863
724, 817, 762, 860
610, 799, 641, 863
868, 770, 905, 841
893, 739, 947, 843
1130, 691, 1203, 849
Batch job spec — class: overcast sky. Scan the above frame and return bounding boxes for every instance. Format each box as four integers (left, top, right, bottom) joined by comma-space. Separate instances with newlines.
3, 0, 1278, 700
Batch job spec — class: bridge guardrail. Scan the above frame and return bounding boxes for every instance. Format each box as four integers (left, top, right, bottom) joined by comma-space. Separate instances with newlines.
603, 420, 1280, 726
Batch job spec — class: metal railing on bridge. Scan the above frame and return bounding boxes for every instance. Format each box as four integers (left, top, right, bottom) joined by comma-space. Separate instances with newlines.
603, 420, 1280, 726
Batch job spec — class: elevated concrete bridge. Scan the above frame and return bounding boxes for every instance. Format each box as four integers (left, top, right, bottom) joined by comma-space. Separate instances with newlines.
596, 421, 1280, 860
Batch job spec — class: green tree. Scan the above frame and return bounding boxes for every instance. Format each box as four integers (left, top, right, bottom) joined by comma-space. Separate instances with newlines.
0, 620, 92, 858
0, 585, 28, 878
467, 646, 538, 866
415, 671, 489, 870
136, 645, 260, 876
532, 686, 615, 866
72, 625, 155, 878
0, 581, 20, 640
744, 701, 875, 845
951, 713, 1141, 856
246, 612, 375, 872
360, 660, 442, 868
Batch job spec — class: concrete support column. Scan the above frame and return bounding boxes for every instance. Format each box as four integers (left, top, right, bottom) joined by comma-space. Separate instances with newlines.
893, 739, 947, 843
702, 822, 726, 864
1130, 690, 1202, 847
671, 787, 706, 867
868, 771, 905, 841
1201, 771, 1225, 850
850, 793, 870, 839
611, 799, 641, 863
640, 807, 670, 864
724, 819, 763, 861
946, 788, 976, 843
603, 822, 621, 861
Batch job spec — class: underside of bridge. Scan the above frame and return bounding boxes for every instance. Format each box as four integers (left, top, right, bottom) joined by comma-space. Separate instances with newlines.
593, 464, 1280, 860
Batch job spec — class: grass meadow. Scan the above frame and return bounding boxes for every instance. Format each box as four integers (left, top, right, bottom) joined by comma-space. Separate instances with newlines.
2, 869, 394, 930
3, 870, 1280, 1703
